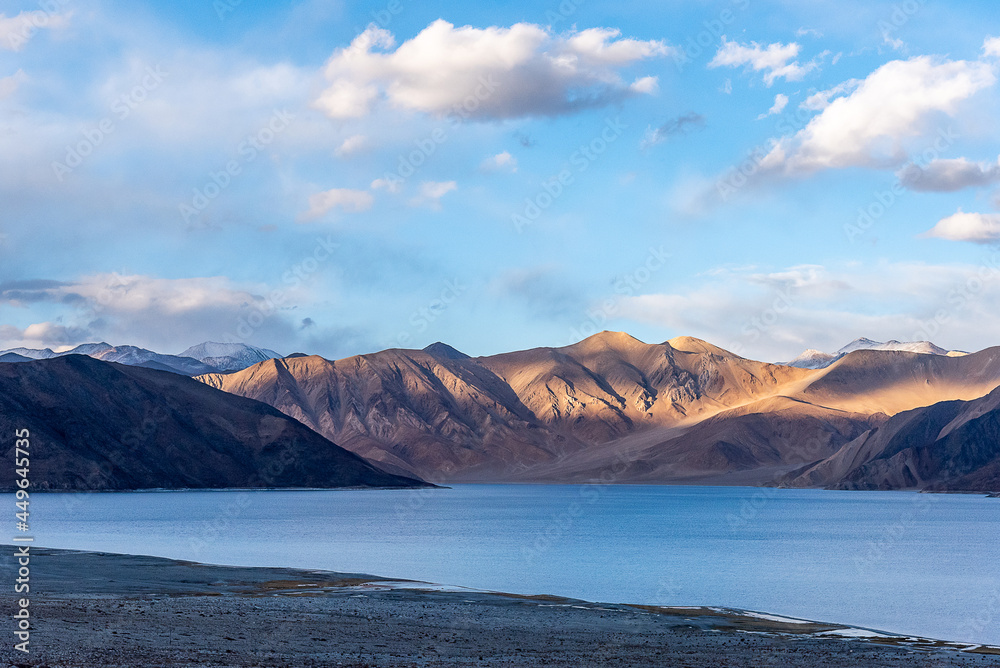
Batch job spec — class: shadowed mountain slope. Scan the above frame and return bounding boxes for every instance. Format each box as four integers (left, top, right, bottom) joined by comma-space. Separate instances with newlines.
0, 356, 426, 491
780, 384, 1000, 492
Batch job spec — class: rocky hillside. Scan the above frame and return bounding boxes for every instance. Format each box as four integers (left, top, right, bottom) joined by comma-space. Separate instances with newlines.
197, 332, 1000, 485
0, 356, 427, 491
780, 384, 1000, 492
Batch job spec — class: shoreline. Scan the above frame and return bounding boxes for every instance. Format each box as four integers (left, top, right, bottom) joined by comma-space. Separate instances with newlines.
2, 548, 998, 667
4, 482, 996, 495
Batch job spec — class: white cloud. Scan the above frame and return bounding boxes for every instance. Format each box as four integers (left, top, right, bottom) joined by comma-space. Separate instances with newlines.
923, 210, 1000, 243
709, 37, 819, 86
629, 76, 659, 94
899, 157, 1000, 192
0, 10, 71, 52
409, 180, 457, 209
334, 134, 369, 157
757, 93, 788, 119
800, 79, 861, 111
760, 56, 996, 174
614, 261, 1000, 362
314, 21, 672, 120
300, 188, 374, 221
480, 151, 517, 172
984, 36, 1000, 59
0, 273, 306, 352
370, 177, 401, 193
0, 69, 25, 99
882, 31, 905, 52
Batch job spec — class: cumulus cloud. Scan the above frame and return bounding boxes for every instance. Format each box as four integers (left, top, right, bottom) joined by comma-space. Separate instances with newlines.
709, 37, 819, 86
899, 157, 1000, 192
300, 188, 374, 221
409, 180, 457, 209
757, 93, 788, 119
922, 210, 1000, 243
0, 10, 71, 52
314, 20, 672, 120
480, 151, 517, 172
759, 56, 996, 175
640, 112, 706, 149
334, 134, 368, 157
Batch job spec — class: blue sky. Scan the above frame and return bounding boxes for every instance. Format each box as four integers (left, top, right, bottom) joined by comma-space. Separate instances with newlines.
2, 0, 1000, 361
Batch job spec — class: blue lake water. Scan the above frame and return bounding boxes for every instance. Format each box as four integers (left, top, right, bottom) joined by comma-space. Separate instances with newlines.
7, 485, 1000, 645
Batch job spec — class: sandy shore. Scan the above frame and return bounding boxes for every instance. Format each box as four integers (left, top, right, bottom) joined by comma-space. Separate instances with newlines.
1, 548, 998, 667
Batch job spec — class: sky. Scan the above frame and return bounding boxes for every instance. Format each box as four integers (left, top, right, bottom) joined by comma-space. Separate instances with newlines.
2, 0, 1000, 362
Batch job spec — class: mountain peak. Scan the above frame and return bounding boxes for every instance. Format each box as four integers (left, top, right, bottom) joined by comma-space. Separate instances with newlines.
180, 342, 282, 372
569, 331, 646, 351
666, 336, 732, 356
785, 349, 838, 369
422, 342, 470, 360
836, 338, 951, 357
836, 337, 886, 355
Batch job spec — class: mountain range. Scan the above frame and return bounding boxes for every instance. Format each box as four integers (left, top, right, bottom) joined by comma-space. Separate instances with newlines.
0, 355, 424, 492
196, 332, 1000, 491
0, 341, 281, 376
2, 331, 997, 493
786, 337, 968, 369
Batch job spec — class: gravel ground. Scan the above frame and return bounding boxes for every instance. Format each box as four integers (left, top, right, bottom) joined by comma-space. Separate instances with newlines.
1, 548, 998, 667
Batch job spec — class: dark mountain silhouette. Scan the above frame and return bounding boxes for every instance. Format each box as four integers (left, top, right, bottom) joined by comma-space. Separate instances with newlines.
0, 356, 427, 492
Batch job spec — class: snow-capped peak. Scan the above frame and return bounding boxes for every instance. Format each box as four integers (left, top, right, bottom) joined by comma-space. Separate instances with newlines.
785, 349, 838, 369
786, 338, 967, 369
0, 347, 58, 359
179, 342, 282, 372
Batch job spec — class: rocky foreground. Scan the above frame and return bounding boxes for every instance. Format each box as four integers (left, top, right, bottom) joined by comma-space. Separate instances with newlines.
1, 549, 998, 667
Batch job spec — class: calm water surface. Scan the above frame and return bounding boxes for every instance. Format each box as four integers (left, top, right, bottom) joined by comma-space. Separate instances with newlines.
8, 485, 1000, 645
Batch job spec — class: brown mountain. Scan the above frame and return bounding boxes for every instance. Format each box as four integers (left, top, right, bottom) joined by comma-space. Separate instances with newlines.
197, 332, 1000, 486
787, 347, 1000, 415
198, 332, 821, 480
0, 355, 426, 492
779, 384, 1000, 492
517, 396, 883, 485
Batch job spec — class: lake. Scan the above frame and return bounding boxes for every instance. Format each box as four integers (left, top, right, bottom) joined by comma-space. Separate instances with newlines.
8, 485, 1000, 645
